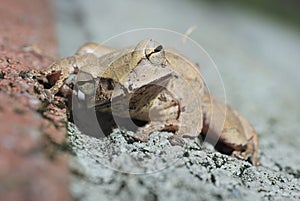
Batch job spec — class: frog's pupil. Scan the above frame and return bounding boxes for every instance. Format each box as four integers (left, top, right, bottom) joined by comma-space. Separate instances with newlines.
154, 45, 163, 53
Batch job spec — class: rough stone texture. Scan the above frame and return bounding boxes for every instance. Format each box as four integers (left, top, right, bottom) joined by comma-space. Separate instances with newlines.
0, 0, 71, 201
68, 123, 299, 201
53, 0, 300, 200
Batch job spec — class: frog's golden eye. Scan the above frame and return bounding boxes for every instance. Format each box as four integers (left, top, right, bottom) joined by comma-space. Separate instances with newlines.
133, 39, 167, 66
146, 44, 166, 66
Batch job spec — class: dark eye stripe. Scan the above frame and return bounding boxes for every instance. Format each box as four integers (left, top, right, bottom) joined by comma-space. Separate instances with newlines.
145, 45, 164, 61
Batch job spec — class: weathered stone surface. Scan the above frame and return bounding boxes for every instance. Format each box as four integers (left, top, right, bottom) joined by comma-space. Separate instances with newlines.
68, 123, 299, 201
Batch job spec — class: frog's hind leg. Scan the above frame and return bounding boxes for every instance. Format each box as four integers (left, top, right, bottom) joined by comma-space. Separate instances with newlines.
232, 111, 260, 166
201, 92, 259, 165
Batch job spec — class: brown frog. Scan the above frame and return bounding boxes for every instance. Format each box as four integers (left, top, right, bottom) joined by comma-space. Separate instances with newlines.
34, 39, 259, 165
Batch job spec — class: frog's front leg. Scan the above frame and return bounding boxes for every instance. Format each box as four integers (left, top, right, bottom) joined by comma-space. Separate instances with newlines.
39, 53, 99, 101
38, 43, 116, 101
29, 60, 71, 101
38, 57, 75, 100
127, 90, 181, 142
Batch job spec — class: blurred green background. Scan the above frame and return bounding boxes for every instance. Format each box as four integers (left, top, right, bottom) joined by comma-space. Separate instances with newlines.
199, 0, 300, 29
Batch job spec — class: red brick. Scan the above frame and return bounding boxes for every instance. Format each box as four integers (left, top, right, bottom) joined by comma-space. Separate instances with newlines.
0, 0, 71, 200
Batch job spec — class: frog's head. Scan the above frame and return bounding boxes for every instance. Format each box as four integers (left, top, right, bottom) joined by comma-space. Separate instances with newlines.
134, 39, 167, 66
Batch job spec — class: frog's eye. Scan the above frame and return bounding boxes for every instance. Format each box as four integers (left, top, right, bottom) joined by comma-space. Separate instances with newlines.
153, 45, 163, 52
146, 44, 166, 65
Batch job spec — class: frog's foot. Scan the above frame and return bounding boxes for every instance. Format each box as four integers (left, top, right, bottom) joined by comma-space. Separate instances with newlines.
161, 124, 184, 146
251, 153, 260, 166
126, 131, 149, 142
232, 146, 260, 166
127, 121, 179, 143
232, 150, 251, 162
167, 135, 185, 146
128, 122, 163, 142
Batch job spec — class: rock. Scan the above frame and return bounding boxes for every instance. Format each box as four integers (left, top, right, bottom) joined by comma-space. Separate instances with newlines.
68, 122, 300, 201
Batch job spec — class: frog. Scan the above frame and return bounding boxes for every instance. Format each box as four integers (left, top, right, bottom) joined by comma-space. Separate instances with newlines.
33, 39, 259, 165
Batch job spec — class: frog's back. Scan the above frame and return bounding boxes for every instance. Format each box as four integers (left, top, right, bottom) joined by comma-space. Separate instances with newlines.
165, 50, 204, 93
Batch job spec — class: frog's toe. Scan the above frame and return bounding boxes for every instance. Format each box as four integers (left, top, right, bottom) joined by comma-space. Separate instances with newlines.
251, 156, 260, 166
168, 135, 185, 146
232, 150, 250, 161
232, 149, 260, 166
126, 131, 149, 142
129, 122, 165, 142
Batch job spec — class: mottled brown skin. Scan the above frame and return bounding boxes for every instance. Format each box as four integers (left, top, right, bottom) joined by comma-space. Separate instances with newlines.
34, 39, 259, 165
